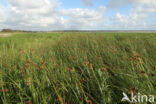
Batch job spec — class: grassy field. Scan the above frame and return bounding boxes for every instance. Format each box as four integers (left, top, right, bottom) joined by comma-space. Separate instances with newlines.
0, 32, 156, 104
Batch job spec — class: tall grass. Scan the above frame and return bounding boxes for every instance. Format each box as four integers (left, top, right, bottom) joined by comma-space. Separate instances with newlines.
0, 32, 156, 104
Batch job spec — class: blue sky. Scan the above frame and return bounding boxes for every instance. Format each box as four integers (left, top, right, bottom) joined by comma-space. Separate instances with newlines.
0, 0, 7, 6
60, 0, 107, 9
0, 0, 155, 30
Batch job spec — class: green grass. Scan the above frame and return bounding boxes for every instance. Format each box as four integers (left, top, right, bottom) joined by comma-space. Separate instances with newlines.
0, 32, 156, 104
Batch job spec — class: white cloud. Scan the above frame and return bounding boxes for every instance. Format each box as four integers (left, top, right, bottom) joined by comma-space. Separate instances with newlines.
107, 0, 155, 8
6, 0, 59, 14
106, 0, 156, 30
60, 6, 106, 29
0, 0, 106, 30
0, 6, 5, 22
127, 0, 152, 4
109, 12, 147, 29
0, 0, 155, 30
80, 0, 93, 6
6, 0, 48, 9
134, 0, 156, 13
1, 0, 63, 30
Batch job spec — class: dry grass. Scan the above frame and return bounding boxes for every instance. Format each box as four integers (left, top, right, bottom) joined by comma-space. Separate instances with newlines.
0, 33, 14, 37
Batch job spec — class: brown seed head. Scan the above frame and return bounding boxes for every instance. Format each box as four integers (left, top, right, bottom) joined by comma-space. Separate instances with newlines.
72, 56, 74, 59
84, 62, 89, 66
26, 63, 30, 68
154, 66, 156, 70
151, 73, 155, 77
26, 78, 31, 86
41, 60, 46, 65
130, 57, 133, 61
53, 63, 56, 67
27, 59, 31, 64
58, 94, 63, 103
30, 48, 35, 52
34, 64, 37, 68
85, 99, 92, 104
97, 56, 101, 59
134, 63, 137, 67
0, 89, 9, 92
26, 100, 32, 104
40, 65, 44, 70
18, 48, 22, 52
128, 87, 136, 94
101, 67, 107, 72
140, 71, 146, 75
89, 64, 93, 69
81, 78, 85, 84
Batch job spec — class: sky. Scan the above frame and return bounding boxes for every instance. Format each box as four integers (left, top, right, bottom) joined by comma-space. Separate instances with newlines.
0, 0, 156, 31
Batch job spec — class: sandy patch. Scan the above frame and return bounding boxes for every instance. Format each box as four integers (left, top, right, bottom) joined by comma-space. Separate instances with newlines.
0, 33, 13, 37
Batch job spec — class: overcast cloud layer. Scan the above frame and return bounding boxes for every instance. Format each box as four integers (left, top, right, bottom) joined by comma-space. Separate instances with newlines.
0, 0, 155, 30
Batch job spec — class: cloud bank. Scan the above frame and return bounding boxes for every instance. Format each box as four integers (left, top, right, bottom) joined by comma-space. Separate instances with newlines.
0, 0, 155, 30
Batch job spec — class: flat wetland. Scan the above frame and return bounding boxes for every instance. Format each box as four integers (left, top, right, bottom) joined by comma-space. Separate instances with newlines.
0, 32, 156, 104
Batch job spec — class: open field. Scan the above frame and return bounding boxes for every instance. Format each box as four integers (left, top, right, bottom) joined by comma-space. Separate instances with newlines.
0, 32, 156, 104
0, 32, 16, 37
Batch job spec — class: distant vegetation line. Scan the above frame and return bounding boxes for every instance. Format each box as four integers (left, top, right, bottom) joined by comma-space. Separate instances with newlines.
1, 28, 156, 33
